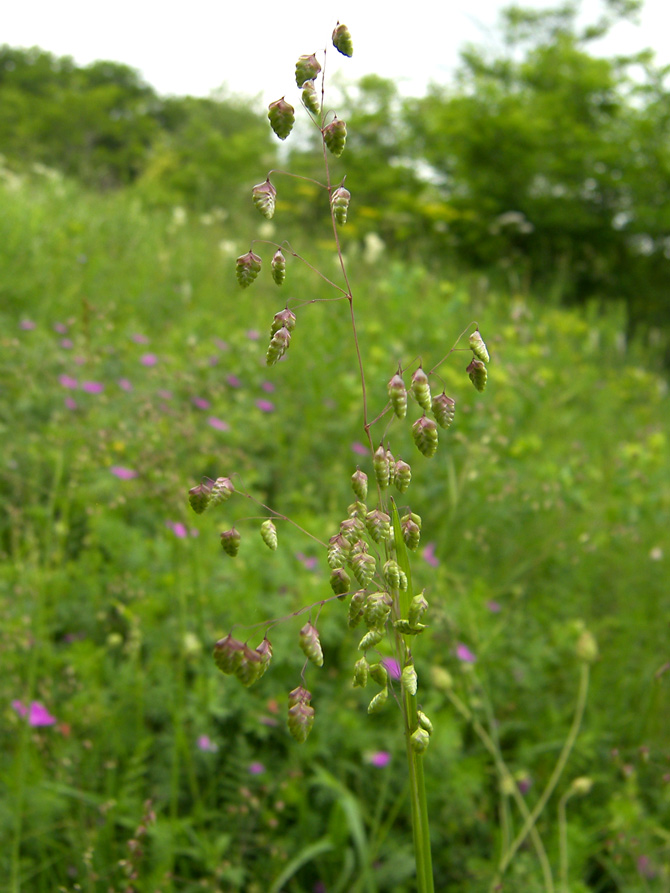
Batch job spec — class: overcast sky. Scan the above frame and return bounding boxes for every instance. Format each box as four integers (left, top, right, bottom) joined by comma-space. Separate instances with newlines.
3, 0, 668, 102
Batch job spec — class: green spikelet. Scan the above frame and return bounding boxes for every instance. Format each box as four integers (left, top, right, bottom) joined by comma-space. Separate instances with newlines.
266, 326, 291, 366
369, 662, 388, 687
271, 250, 286, 286
367, 687, 388, 714
302, 79, 320, 115
213, 634, 245, 674
402, 663, 418, 696
388, 372, 407, 419
331, 185, 351, 225
287, 686, 315, 742
386, 450, 396, 486
402, 516, 421, 550
373, 444, 390, 489
418, 710, 434, 735
351, 468, 368, 502
364, 592, 392, 628
328, 534, 349, 569
408, 591, 429, 627
220, 528, 241, 557
299, 622, 324, 667
329, 567, 351, 597
255, 637, 273, 679
431, 392, 456, 429
383, 559, 406, 590
358, 626, 384, 651
412, 416, 438, 458
348, 501, 367, 521
351, 550, 376, 587
411, 367, 432, 412
252, 178, 276, 219
469, 329, 490, 364
271, 308, 296, 335
236, 250, 262, 288
394, 619, 426, 635
268, 97, 295, 140
394, 459, 411, 493
188, 481, 212, 514
210, 476, 234, 506
348, 590, 368, 628
340, 516, 364, 544
411, 727, 430, 753
467, 358, 488, 392
295, 53, 321, 88
323, 117, 347, 157
352, 656, 369, 687
260, 519, 278, 551
365, 509, 391, 544
235, 644, 264, 686
332, 22, 353, 57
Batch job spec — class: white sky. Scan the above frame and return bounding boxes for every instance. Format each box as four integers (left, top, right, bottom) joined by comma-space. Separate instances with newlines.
3, 0, 669, 103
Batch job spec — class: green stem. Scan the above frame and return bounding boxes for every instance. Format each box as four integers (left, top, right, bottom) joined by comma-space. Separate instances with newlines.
495, 661, 590, 882
557, 791, 572, 893
391, 500, 434, 893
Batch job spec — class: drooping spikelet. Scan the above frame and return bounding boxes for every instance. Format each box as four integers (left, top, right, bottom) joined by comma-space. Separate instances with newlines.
332, 22, 354, 57
411, 367, 432, 412
220, 528, 241, 557
373, 444, 390, 489
266, 326, 291, 366
301, 79, 320, 115
331, 185, 351, 225
295, 53, 321, 87
260, 519, 278, 551
210, 476, 234, 506
271, 250, 286, 286
351, 468, 368, 502
252, 179, 276, 219
467, 358, 488, 392
388, 372, 407, 419
236, 250, 262, 288
323, 117, 347, 157
431, 392, 456, 429
188, 481, 212, 514
469, 329, 490, 364
394, 459, 412, 493
270, 308, 296, 336
299, 622, 324, 667
268, 98, 295, 140
287, 686, 315, 742
412, 416, 438, 458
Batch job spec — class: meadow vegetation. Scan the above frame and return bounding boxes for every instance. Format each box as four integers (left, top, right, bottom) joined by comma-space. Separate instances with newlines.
1, 3, 669, 890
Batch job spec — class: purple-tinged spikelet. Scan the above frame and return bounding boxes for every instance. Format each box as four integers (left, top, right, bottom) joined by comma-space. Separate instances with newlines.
323, 117, 347, 157
295, 54, 321, 87
268, 98, 295, 140
331, 185, 351, 225
266, 326, 291, 366
299, 622, 324, 667
260, 519, 278, 551
469, 329, 490, 364
431, 392, 456, 429
252, 179, 277, 219
373, 444, 390, 489
467, 358, 488, 392
388, 372, 408, 419
236, 250, 262, 288
210, 476, 234, 506
394, 459, 412, 493
351, 468, 368, 501
220, 528, 241, 557
411, 367, 432, 412
302, 79, 320, 115
271, 308, 296, 335
412, 416, 438, 458
287, 686, 315, 742
332, 23, 353, 57
271, 250, 286, 286
189, 481, 212, 514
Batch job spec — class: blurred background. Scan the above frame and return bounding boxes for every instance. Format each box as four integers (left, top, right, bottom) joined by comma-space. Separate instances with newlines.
1, 1, 668, 890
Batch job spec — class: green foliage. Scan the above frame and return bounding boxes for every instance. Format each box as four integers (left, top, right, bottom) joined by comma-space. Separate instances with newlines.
1, 166, 668, 890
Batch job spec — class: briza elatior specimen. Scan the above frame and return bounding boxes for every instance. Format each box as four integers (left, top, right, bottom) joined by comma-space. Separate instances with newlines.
187, 23, 489, 891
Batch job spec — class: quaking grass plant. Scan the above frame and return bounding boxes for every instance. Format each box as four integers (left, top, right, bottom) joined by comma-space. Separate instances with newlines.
188, 24, 493, 891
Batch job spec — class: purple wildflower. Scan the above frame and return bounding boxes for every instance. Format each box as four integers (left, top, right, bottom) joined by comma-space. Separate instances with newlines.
456, 643, 477, 664
64, 397, 77, 410
192, 397, 210, 409
246, 329, 260, 341
60, 339, 73, 349
13, 700, 57, 726
381, 658, 402, 680
487, 600, 502, 613
140, 353, 158, 366
131, 333, 150, 344
54, 322, 68, 333
157, 389, 173, 400
296, 552, 319, 571
208, 417, 230, 431
81, 381, 104, 394
226, 374, 242, 388
20, 319, 36, 330
110, 466, 138, 480
197, 735, 218, 753
256, 399, 275, 413
261, 381, 276, 393
248, 761, 266, 775
369, 751, 391, 768
422, 542, 439, 567
351, 442, 368, 456
118, 378, 133, 392
59, 375, 78, 389
167, 521, 188, 539
213, 338, 229, 351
